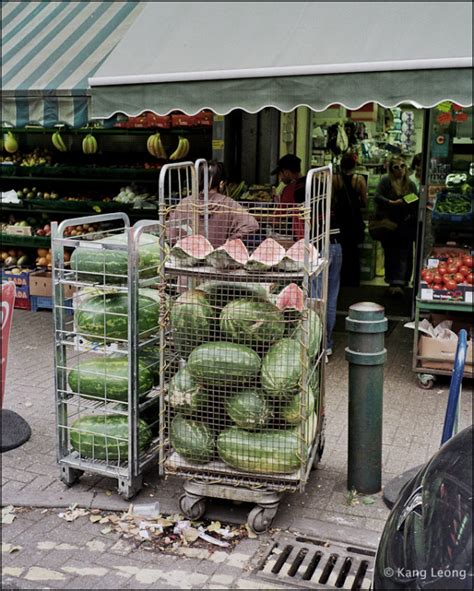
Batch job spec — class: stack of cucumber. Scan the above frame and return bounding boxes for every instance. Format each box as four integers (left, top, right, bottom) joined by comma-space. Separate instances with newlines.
65, 233, 163, 462
168, 281, 322, 475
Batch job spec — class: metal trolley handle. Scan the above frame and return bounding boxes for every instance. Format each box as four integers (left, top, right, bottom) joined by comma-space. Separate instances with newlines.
440, 328, 467, 445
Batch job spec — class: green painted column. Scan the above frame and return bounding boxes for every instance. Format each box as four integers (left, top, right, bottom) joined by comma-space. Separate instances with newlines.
345, 302, 387, 494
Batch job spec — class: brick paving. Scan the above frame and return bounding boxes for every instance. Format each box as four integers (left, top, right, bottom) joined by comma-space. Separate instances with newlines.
1, 309, 472, 589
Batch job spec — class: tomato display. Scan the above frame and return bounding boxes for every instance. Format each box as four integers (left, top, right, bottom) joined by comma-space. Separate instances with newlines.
466, 273, 474, 285
458, 265, 470, 277
462, 255, 473, 269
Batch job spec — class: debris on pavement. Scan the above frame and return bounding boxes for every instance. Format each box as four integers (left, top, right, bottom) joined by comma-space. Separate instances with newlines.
1, 506, 16, 525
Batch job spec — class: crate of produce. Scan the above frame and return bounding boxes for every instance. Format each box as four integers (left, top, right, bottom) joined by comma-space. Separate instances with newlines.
29, 270, 75, 299
1, 267, 33, 310
432, 190, 473, 226
4, 224, 33, 236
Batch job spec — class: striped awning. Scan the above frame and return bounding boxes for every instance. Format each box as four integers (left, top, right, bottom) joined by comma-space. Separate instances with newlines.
1, 1, 144, 128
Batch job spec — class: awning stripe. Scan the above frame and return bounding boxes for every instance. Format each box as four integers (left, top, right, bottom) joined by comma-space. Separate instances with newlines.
1, 1, 144, 127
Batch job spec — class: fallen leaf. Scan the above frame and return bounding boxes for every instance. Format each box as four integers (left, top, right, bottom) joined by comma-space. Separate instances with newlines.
1, 543, 22, 554
362, 496, 375, 505
1, 506, 16, 525
182, 527, 199, 543
99, 516, 110, 524
89, 515, 102, 523
245, 524, 257, 539
206, 520, 222, 533
100, 527, 112, 535
156, 517, 173, 528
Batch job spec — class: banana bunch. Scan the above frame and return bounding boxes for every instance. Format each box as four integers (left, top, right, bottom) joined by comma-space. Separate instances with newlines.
51, 130, 67, 152
146, 132, 167, 159
82, 133, 98, 154
169, 136, 190, 161
4, 131, 18, 154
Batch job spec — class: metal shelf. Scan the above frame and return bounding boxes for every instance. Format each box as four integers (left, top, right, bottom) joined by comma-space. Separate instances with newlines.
416, 297, 472, 313
0, 233, 51, 247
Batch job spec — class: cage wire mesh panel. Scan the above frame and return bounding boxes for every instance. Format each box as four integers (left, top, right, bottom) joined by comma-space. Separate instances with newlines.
158, 164, 332, 502
51, 213, 164, 498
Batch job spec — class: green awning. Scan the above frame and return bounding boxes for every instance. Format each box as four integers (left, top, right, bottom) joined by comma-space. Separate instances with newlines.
1, 1, 144, 127
89, 2, 473, 117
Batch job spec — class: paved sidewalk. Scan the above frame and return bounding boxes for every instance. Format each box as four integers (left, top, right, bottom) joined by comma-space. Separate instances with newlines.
1, 309, 472, 589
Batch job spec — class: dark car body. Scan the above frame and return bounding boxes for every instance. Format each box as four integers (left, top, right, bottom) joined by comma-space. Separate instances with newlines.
373, 425, 473, 589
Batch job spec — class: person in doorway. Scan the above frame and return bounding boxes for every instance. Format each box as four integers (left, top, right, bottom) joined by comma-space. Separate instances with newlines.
409, 153, 422, 194
270, 154, 306, 240
167, 161, 260, 248
374, 156, 418, 296
332, 152, 368, 286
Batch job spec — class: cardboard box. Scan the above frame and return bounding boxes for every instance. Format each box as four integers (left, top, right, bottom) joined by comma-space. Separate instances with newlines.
420, 281, 473, 303
1, 268, 33, 309
29, 270, 75, 298
419, 333, 473, 374
5, 225, 33, 236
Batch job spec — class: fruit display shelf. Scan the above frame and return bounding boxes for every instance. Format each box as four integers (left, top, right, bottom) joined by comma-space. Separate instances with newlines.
2, 165, 162, 181
0, 233, 51, 248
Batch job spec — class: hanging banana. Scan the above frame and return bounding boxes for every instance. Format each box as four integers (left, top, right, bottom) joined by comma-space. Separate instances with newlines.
82, 133, 98, 154
146, 132, 167, 159
4, 131, 18, 154
52, 131, 67, 152
169, 136, 190, 161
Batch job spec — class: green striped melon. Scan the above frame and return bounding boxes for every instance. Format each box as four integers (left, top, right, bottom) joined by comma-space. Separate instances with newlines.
170, 414, 214, 464
171, 289, 213, 358
280, 387, 315, 425
220, 299, 285, 347
225, 389, 272, 430
68, 355, 153, 402
168, 367, 208, 414
69, 415, 152, 461
261, 338, 302, 398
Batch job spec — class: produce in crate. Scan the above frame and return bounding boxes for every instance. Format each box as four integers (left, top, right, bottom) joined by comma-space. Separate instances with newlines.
70, 232, 161, 283
245, 238, 285, 271
278, 240, 319, 272
170, 235, 214, 267
187, 342, 261, 386
69, 415, 152, 461
67, 356, 153, 402
170, 414, 214, 463
168, 367, 209, 414
291, 309, 322, 358
280, 387, 315, 425
217, 426, 304, 474
206, 238, 249, 270
75, 291, 159, 341
261, 338, 302, 397
225, 389, 272, 430
276, 283, 304, 312
171, 289, 213, 358
220, 299, 285, 347
198, 280, 270, 308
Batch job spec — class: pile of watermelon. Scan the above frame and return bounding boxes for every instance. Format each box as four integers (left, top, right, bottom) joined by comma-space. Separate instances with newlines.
168, 281, 323, 475
66, 232, 164, 463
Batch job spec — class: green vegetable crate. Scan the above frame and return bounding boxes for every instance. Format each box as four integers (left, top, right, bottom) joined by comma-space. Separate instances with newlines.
51, 213, 162, 499
158, 161, 331, 533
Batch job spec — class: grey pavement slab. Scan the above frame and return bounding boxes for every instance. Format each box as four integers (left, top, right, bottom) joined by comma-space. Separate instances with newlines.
1, 309, 472, 589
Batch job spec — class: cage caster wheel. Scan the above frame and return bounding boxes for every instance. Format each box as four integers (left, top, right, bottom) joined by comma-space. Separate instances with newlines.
247, 505, 278, 535
417, 373, 436, 390
179, 493, 206, 520
60, 466, 83, 487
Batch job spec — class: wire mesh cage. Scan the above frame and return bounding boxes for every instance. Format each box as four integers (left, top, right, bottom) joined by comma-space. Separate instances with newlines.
51, 213, 164, 498
157, 163, 332, 514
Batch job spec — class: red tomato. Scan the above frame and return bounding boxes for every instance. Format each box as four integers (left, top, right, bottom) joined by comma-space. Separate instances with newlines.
459, 265, 470, 277
433, 273, 443, 284
423, 271, 434, 284
446, 264, 458, 274
462, 255, 473, 269
466, 273, 474, 285
444, 278, 457, 291
433, 284, 443, 290
447, 257, 454, 264
438, 266, 448, 276
454, 272, 464, 284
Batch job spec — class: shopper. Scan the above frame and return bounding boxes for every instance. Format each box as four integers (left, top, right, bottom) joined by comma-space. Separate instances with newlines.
332, 152, 368, 286
374, 156, 418, 296
167, 161, 260, 248
271, 154, 306, 240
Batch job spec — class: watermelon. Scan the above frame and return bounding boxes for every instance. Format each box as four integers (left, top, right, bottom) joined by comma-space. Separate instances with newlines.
217, 427, 303, 474
225, 389, 272, 430
276, 283, 304, 312
68, 355, 153, 402
168, 367, 208, 414
198, 280, 270, 308
291, 309, 322, 358
261, 338, 302, 398
69, 415, 152, 461
170, 414, 214, 464
139, 344, 161, 385
171, 289, 213, 358
139, 396, 160, 437
170, 235, 214, 267
278, 240, 319, 272
246, 238, 286, 271
220, 299, 285, 347
280, 387, 315, 425
187, 342, 261, 386
75, 291, 160, 341
206, 239, 249, 270
70, 232, 160, 284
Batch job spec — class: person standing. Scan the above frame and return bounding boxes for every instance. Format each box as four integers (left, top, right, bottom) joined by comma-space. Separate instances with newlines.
332, 153, 368, 286
374, 156, 418, 296
271, 154, 306, 240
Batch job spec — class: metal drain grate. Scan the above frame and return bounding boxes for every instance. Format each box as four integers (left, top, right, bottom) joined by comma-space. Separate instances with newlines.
256, 534, 376, 589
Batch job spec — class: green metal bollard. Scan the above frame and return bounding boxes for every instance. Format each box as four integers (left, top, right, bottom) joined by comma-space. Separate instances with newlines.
345, 302, 387, 494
